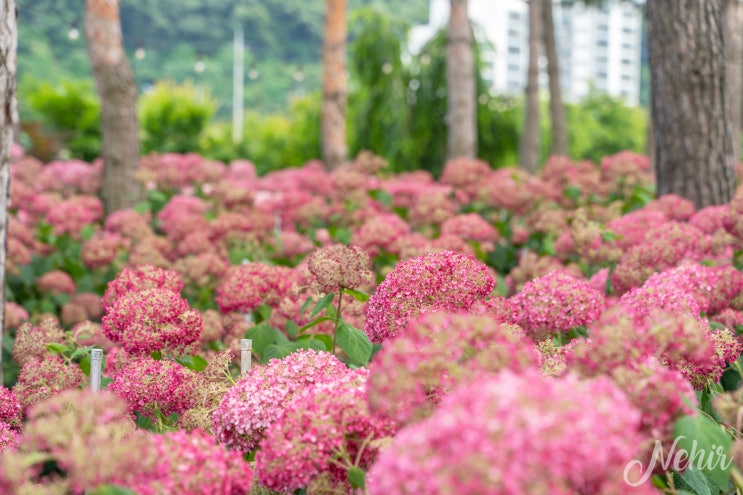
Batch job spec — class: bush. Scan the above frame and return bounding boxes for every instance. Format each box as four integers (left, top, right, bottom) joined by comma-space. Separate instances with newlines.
139, 80, 217, 154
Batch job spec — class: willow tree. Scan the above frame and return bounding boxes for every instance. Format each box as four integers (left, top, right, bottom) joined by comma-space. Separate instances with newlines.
85, 0, 144, 213
647, 0, 736, 208
321, 0, 348, 170
446, 0, 477, 158
0, 0, 16, 384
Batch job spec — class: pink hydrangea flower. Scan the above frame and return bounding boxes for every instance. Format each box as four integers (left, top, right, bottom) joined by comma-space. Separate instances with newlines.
12, 317, 65, 367
81, 232, 127, 270
307, 244, 373, 293
212, 350, 351, 453
102, 288, 202, 356
367, 312, 539, 426
367, 370, 650, 495
440, 213, 499, 244
109, 357, 194, 420
37, 269, 77, 295
351, 213, 411, 258
509, 270, 605, 341
102, 264, 183, 311
131, 429, 253, 495
0, 387, 22, 431
364, 251, 495, 343
13, 356, 86, 413
257, 372, 395, 493
216, 263, 300, 314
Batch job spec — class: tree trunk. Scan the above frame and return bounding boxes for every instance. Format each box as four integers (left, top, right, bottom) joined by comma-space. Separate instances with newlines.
521, 0, 542, 173
0, 0, 16, 385
446, 0, 477, 159
724, 0, 743, 163
647, 0, 736, 209
542, 0, 567, 157
321, 0, 348, 170
85, 0, 144, 214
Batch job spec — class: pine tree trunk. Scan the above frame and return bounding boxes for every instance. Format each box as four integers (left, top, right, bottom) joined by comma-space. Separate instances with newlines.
0, 0, 16, 385
542, 0, 567, 157
85, 0, 144, 214
521, 0, 542, 173
446, 0, 477, 159
724, 0, 742, 163
321, 0, 348, 170
647, 0, 736, 208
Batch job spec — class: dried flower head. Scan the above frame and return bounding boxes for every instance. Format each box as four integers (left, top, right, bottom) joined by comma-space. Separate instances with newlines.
307, 244, 373, 293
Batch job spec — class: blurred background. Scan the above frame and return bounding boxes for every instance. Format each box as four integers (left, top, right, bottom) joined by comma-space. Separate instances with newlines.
17, 0, 649, 175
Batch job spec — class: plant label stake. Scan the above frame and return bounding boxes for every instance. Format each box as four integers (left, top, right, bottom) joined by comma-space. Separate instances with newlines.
241, 338, 252, 375
90, 348, 103, 394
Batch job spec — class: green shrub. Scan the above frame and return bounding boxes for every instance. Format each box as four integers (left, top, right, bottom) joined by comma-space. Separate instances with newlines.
139, 80, 217, 154
22, 78, 102, 161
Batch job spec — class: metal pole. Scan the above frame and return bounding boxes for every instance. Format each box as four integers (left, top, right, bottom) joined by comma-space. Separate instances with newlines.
240, 339, 252, 375
90, 349, 103, 393
232, 25, 244, 144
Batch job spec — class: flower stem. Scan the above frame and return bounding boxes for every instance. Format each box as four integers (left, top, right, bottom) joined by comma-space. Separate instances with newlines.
332, 288, 344, 354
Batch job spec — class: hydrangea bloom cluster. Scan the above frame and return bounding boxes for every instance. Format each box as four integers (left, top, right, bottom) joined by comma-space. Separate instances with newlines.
212, 350, 351, 453
0, 387, 22, 432
440, 213, 499, 244
179, 350, 234, 433
102, 287, 203, 355
367, 370, 651, 495
367, 312, 538, 426
80, 232, 126, 270
216, 263, 299, 313
406, 190, 457, 228
440, 157, 493, 202
14, 356, 86, 413
156, 194, 210, 242
45, 196, 104, 239
509, 270, 605, 341
611, 222, 710, 294
102, 264, 184, 311
351, 213, 411, 257
257, 373, 396, 493
60, 292, 104, 326
129, 429, 253, 495
5, 390, 162, 493
364, 251, 495, 343
307, 244, 373, 294
37, 270, 76, 295
109, 357, 195, 420
4, 302, 28, 330
12, 317, 65, 367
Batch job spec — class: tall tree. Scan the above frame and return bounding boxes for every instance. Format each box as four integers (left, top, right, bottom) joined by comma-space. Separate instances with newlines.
321, 0, 348, 170
542, 0, 567, 156
521, 0, 542, 173
647, 0, 736, 208
0, 0, 16, 385
84, 0, 144, 213
724, 0, 742, 162
446, 0, 477, 159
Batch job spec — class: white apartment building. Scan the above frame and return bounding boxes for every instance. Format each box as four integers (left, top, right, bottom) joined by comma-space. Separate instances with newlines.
409, 0, 644, 106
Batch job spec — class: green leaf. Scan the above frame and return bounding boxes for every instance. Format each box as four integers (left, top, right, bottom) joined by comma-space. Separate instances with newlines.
244, 323, 288, 362
80, 224, 95, 241
70, 345, 95, 361
672, 414, 734, 488
344, 288, 370, 303
311, 293, 335, 317
601, 231, 618, 242
90, 486, 138, 495
285, 320, 300, 339
295, 338, 329, 353
563, 185, 582, 203
47, 342, 69, 355
299, 316, 334, 333
133, 201, 152, 214
336, 323, 372, 366
262, 343, 300, 362
79, 354, 91, 376
347, 466, 366, 490
150, 350, 162, 361
176, 355, 208, 372
299, 296, 314, 316
678, 465, 712, 495
296, 334, 333, 352
255, 303, 272, 322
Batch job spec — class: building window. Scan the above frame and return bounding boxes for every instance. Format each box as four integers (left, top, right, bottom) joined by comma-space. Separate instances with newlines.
508, 64, 519, 71
621, 59, 631, 65
597, 40, 608, 47
508, 28, 519, 37
509, 11, 520, 20
508, 46, 520, 54
623, 27, 633, 33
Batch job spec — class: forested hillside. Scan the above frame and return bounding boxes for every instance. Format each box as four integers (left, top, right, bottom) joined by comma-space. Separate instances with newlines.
18, 0, 428, 113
